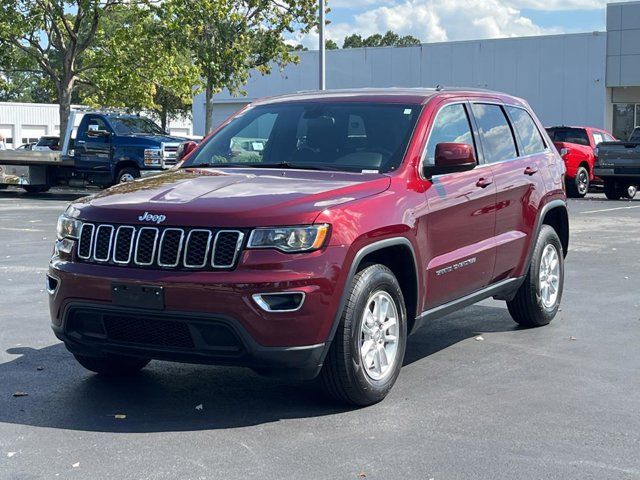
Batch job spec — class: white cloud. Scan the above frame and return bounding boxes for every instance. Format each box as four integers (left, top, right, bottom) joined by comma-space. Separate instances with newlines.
295, 0, 565, 48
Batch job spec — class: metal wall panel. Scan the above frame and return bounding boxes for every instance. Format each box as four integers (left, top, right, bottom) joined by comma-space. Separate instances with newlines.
196, 32, 607, 132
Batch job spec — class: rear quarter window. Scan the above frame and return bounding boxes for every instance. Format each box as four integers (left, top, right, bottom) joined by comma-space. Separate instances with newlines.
506, 107, 546, 155
470, 103, 517, 163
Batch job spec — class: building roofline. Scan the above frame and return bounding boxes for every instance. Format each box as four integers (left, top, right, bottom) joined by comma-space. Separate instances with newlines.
608, 0, 640, 6
300, 31, 605, 54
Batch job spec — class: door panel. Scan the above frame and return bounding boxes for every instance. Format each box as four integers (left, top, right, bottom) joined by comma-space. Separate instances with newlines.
424, 168, 497, 307
419, 101, 497, 308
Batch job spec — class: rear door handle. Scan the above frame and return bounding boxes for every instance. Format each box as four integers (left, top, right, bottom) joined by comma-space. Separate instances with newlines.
524, 166, 538, 176
476, 178, 493, 188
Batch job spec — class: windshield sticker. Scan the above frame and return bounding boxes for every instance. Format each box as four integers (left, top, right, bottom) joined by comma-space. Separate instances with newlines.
361, 169, 379, 174
404, 109, 412, 115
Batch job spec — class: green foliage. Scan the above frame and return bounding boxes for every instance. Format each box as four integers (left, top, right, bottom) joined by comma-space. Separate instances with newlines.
342, 30, 421, 49
325, 39, 339, 50
159, 0, 318, 131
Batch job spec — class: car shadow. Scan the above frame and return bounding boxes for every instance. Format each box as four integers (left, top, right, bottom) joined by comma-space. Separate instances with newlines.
0, 305, 517, 433
0, 189, 92, 202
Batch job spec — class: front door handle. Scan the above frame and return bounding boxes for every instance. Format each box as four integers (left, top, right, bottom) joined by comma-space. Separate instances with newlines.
524, 166, 538, 176
476, 177, 493, 188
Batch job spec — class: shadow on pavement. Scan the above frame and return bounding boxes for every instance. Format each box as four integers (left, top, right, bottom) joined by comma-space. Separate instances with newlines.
0, 305, 517, 433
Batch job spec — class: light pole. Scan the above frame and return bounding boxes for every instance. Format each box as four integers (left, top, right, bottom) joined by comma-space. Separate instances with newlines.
319, 0, 326, 90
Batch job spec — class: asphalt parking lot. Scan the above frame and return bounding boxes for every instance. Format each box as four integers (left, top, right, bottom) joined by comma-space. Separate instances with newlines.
0, 188, 639, 480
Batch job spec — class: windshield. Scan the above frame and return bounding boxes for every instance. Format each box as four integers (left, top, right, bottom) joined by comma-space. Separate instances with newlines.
110, 117, 165, 136
546, 127, 589, 146
183, 102, 422, 173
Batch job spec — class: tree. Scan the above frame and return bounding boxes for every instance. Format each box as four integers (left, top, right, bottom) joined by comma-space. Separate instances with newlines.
342, 30, 421, 49
325, 39, 338, 50
79, 5, 198, 132
161, 0, 317, 133
0, 49, 55, 102
0, 0, 127, 138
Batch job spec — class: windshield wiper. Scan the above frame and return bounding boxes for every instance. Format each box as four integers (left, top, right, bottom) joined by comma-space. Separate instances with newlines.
252, 161, 344, 172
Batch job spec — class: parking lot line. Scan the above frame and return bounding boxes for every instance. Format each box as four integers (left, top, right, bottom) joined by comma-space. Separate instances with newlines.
581, 205, 640, 214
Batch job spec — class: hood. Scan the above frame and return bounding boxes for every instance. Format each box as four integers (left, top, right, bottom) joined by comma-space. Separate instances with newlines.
73, 168, 391, 227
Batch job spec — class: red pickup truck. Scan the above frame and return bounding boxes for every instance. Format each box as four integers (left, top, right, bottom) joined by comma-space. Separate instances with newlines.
546, 126, 616, 198
49, 88, 568, 405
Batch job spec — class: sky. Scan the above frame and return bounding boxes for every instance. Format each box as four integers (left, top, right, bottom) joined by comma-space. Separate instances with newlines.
290, 0, 615, 49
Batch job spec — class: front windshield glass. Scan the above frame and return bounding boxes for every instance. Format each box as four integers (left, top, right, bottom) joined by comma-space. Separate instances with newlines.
183, 102, 422, 173
110, 117, 165, 136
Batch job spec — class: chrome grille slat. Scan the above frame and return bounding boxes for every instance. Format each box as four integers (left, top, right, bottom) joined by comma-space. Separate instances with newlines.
158, 228, 185, 268
76, 223, 242, 270
77, 223, 95, 260
134, 227, 159, 266
113, 226, 135, 264
93, 225, 114, 262
183, 229, 212, 268
212, 231, 244, 268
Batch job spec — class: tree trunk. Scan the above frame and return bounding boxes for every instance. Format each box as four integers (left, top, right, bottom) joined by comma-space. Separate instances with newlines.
58, 79, 74, 148
204, 83, 213, 134
160, 103, 168, 133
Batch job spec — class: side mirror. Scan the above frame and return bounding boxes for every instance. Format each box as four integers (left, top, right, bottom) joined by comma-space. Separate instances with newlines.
176, 141, 198, 161
423, 142, 476, 177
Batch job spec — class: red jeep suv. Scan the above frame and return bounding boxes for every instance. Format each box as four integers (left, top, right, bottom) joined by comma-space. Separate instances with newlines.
49, 88, 568, 406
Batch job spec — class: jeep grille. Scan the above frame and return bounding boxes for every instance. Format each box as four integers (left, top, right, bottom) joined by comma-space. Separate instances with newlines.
77, 223, 244, 270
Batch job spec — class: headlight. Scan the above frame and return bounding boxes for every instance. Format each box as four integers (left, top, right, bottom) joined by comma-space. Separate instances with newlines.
56, 214, 82, 240
144, 148, 163, 166
247, 224, 330, 252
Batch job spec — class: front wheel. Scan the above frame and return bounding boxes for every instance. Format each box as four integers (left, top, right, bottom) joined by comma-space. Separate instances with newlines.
566, 166, 589, 198
74, 353, 150, 376
320, 264, 407, 406
507, 225, 564, 328
116, 166, 140, 184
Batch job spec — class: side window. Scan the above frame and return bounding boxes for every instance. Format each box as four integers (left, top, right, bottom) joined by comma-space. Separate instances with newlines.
506, 106, 546, 155
604, 133, 615, 142
471, 103, 517, 163
423, 103, 475, 166
592, 132, 604, 146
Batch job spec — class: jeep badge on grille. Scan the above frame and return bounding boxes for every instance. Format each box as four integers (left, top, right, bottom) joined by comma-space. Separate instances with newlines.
138, 212, 167, 224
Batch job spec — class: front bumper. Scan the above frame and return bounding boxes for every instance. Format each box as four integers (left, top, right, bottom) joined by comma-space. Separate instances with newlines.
48, 245, 350, 378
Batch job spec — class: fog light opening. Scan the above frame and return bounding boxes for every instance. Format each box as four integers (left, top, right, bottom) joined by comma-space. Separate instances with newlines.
46, 275, 59, 295
252, 292, 305, 312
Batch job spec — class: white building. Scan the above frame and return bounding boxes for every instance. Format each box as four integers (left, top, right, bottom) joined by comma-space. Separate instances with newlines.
194, 1, 640, 141
0, 102, 193, 149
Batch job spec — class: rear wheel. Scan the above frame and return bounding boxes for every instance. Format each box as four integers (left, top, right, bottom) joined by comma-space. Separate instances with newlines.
22, 185, 50, 194
621, 184, 637, 199
566, 166, 589, 198
507, 225, 564, 328
603, 180, 621, 200
320, 264, 407, 406
116, 166, 140, 184
74, 353, 150, 376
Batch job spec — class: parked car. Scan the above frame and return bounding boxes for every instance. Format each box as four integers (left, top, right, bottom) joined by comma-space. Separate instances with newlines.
32, 136, 61, 151
546, 126, 615, 198
594, 127, 640, 200
16, 143, 36, 151
50, 88, 568, 406
0, 111, 188, 193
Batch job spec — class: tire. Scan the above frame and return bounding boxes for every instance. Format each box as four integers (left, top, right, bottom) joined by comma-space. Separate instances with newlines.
620, 184, 637, 200
320, 264, 407, 406
566, 166, 589, 198
74, 353, 150, 376
507, 225, 564, 328
22, 185, 50, 194
603, 180, 621, 200
116, 167, 140, 184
